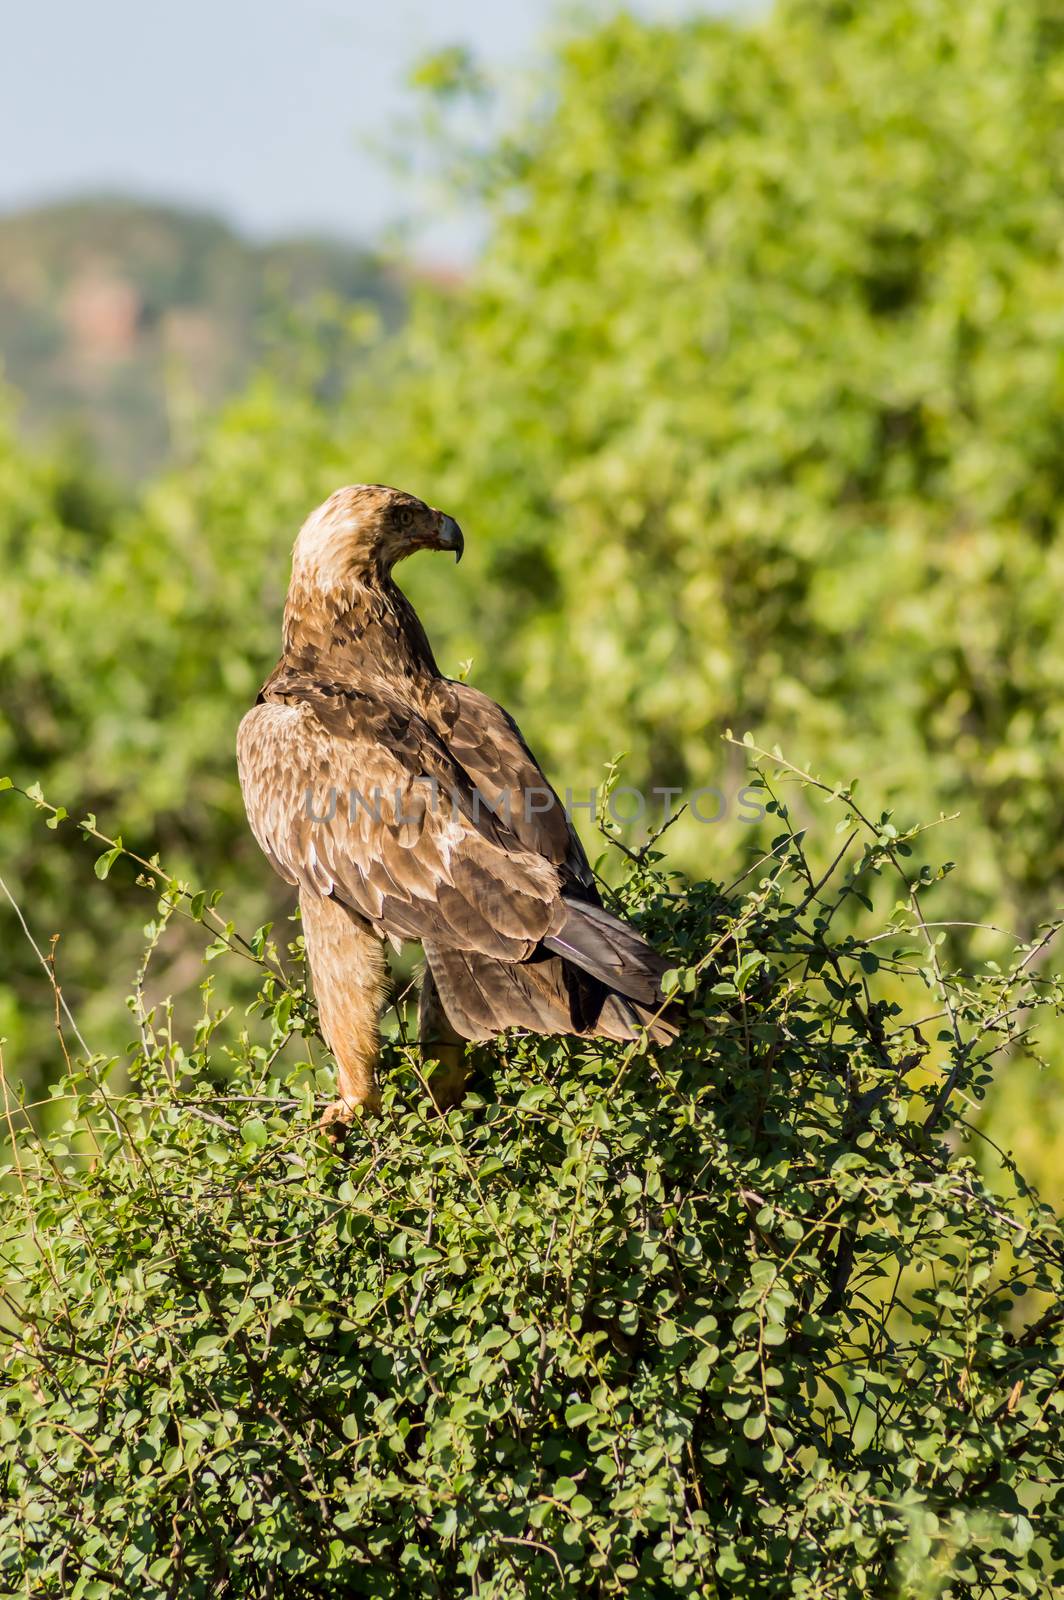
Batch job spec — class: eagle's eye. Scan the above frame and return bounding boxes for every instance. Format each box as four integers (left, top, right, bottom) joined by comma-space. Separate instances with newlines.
396, 506, 416, 531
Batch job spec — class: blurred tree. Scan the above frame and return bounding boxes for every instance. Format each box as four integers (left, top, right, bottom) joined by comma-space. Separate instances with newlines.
353, 0, 1064, 944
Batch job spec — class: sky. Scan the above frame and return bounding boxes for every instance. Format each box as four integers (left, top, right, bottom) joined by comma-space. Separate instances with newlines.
0, 0, 732, 263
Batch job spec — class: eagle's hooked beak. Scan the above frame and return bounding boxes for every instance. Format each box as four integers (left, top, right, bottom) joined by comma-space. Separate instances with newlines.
436, 512, 464, 564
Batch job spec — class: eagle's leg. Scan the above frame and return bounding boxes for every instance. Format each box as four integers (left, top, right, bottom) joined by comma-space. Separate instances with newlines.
299, 890, 386, 1124
418, 967, 469, 1111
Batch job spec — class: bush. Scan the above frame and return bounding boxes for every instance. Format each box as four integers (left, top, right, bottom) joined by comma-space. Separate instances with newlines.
2, 759, 1062, 1597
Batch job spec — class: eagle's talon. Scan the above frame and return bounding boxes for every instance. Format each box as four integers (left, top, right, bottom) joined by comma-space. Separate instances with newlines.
318, 1093, 381, 1136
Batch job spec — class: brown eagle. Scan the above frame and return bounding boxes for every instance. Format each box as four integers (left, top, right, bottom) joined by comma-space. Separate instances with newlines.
237, 485, 671, 1121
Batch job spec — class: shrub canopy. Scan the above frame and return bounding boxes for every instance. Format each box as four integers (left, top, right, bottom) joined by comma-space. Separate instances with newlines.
2, 766, 1062, 1598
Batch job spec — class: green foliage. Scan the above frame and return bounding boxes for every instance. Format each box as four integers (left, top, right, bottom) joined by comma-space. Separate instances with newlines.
2, 767, 1062, 1597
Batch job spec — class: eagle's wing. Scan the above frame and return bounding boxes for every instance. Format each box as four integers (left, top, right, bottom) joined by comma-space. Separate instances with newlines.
422, 679, 597, 897
237, 683, 565, 961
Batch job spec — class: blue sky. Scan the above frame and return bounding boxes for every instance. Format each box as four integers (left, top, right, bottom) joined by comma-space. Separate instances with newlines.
1, 1, 735, 261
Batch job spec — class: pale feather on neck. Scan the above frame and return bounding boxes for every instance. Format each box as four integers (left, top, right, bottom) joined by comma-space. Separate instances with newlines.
290, 501, 367, 593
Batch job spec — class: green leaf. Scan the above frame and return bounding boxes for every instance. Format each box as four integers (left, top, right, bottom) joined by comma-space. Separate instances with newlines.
94, 845, 122, 880
565, 1402, 598, 1427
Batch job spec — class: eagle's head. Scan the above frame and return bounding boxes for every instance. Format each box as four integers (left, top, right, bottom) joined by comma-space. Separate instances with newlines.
292, 484, 464, 586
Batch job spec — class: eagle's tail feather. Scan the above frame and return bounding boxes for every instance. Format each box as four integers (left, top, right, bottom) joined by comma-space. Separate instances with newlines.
422, 940, 574, 1042
596, 993, 678, 1046
543, 897, 669, 1007
424, 911, 675, 1049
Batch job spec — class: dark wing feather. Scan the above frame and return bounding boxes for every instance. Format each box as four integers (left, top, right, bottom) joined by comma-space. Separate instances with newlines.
422, 679, 596, 896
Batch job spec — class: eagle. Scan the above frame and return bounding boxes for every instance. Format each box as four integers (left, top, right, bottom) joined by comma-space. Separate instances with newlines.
237, 485, 671, 1122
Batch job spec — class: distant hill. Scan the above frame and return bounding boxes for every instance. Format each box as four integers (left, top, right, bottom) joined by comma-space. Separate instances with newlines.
0, 197, 405, 476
